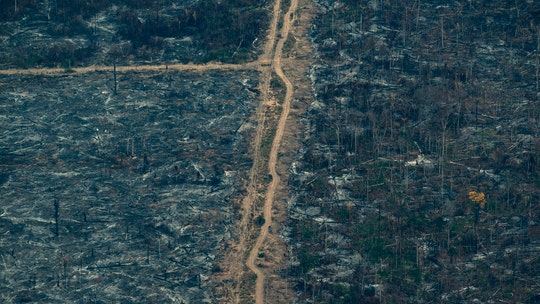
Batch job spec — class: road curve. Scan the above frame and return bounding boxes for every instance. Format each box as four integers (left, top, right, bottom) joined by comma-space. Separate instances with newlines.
245, 0, 298, 302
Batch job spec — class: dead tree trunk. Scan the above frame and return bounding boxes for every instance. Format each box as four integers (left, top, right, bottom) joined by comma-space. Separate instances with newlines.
113, 62, 117, 95
54, 199, 59, 237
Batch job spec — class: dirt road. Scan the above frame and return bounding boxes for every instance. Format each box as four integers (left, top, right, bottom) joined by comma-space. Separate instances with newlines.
0, 61, 264, 75
245, 0, 298, 302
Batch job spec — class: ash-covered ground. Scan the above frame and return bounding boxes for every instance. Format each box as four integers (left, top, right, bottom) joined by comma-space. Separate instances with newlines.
0, 69, 259, 303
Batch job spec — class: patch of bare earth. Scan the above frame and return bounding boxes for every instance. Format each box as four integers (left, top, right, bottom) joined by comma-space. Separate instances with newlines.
258, 1, 317, 303
211, 0, 316, 302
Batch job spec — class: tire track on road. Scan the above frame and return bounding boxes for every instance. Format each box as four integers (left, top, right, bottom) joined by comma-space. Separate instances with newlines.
245, 0, 298, 302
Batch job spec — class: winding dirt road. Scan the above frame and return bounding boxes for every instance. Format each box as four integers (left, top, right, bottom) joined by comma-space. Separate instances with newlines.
245, 0, 298, 302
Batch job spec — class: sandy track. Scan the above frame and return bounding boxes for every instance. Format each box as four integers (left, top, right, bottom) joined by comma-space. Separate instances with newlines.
0, 61, 266, 75
224, 0, 296, 301
245, 0, 298, 302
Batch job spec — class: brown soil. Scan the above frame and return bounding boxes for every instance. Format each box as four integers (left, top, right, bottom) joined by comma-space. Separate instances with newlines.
237, 0, 317, 302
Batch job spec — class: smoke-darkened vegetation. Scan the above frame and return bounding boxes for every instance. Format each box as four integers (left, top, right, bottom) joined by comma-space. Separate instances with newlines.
287, 0, 540, 302
0, 0, 269, 67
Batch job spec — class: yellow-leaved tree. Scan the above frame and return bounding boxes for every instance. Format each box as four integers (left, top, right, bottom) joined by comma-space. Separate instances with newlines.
468, 191, 486, 208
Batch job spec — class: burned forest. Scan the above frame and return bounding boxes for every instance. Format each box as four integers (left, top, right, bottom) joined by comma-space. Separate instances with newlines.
286, 0, 540, 303
1, 0, 540, 303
